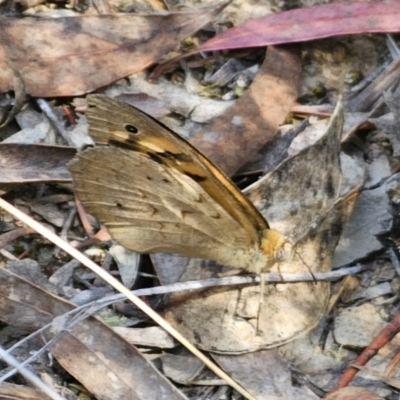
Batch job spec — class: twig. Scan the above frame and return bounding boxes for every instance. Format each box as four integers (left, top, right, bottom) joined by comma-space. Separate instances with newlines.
328, 311, 400, 393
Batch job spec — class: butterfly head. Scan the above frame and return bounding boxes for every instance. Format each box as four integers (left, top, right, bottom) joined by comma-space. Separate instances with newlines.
260, 229, 293, 270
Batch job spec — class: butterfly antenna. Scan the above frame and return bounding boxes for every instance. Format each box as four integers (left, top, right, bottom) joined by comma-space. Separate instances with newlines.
294, 249, 317, 284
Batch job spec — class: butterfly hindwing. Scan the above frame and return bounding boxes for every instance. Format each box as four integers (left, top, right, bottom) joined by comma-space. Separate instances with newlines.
69, 146, 253, 266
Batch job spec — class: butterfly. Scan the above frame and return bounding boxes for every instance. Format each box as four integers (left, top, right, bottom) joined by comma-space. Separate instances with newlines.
68, 95, 291, 275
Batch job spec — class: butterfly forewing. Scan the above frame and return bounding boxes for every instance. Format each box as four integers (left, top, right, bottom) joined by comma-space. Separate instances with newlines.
86, 95, 270, 243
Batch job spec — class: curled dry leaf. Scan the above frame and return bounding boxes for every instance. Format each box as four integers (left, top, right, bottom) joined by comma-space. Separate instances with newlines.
109, 244, 140, 289
162, 101, 360, 353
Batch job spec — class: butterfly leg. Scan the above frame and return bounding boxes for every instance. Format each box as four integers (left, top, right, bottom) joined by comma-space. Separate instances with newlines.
256, 273, 265, 335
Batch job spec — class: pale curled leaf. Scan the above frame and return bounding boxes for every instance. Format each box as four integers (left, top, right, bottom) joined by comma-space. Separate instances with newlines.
109, 244, 140, 289
161, 101, 359, 354
249, 100, 343, 241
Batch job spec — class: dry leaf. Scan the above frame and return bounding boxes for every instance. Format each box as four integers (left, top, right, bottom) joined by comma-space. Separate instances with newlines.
0, 144, 75, 184
214, 350, 319, 400
189, 46, 301, 174
160, 101, 355, 353
0, 3, 228, 97
324, 387, 384, 400
0, 382, 52, 400
198, 1, 400, 52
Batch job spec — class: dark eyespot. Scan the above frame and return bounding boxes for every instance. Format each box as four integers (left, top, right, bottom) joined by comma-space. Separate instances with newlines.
162, 178, 169, 183
116, 202, 123, 208
125, 124, 138, 134
146, 176, 152, 180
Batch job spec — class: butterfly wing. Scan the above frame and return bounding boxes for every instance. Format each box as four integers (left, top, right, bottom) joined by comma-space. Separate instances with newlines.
85, 95, 269, 245
69, 146, 254, 268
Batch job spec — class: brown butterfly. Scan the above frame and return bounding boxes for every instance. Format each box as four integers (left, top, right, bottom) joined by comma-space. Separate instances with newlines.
68, 95, 291, 274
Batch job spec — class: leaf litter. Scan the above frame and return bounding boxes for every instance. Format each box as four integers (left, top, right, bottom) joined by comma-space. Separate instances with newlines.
1, 1, 400, 400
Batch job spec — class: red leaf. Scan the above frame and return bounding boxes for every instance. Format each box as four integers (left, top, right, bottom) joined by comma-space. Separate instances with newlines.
198, 1, 400, 52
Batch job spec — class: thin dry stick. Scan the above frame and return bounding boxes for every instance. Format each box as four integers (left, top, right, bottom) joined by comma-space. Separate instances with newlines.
0, 198, 256, 400
0, 345, 63, 400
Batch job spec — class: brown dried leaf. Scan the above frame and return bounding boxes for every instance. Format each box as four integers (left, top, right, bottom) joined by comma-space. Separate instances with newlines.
189, 46, 301, 174
324, 387, 384, 400
0, 3, 227, 97
0, 382, 52, 400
